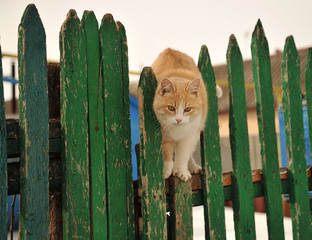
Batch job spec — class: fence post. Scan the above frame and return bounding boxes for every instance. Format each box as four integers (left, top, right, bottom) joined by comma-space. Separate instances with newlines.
117, 21, 135, 240
198, 45, 227, 239
18, 4, 49, 239
59, 10, 91, 239
100, 14, 129, 239
227, 35, 256, 240
81, 11, 107, 239
138, 67, 167, 240
169, 178, 193, 240
0, 46, 8, 240
251, 20, 284, 239
281, 36, 311, 239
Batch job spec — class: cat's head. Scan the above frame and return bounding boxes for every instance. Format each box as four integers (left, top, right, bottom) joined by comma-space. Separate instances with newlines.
153, 77, 203, 127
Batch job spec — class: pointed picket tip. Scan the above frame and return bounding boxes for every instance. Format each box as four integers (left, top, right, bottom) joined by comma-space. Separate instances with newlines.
100, 13, 115, 28
19, 4, 45, 35
116, 21, 126, 36
81, 10, 99, 39
82, 10, 98, 27
67, 9, 79, 20
82, 10, 96, 20
99, 13, 118, 42
200, 45, 208, 56
256, 19, 263, 28
139, 67, 154, 88
20, 4, 40, 24
227, 34, 242, 61
282, 35, 300, 70
252, 19, 265, 39
199, 45, 212, 66
198, 45, 215, 88
227, 34, 238, 51
251, 18, 270, 59
64, 9, 80, 24
60, 9, 81, 32
283, 35, 297, 53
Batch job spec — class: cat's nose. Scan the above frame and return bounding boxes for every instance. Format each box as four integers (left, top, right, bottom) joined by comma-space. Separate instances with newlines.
176, 118, 182, 124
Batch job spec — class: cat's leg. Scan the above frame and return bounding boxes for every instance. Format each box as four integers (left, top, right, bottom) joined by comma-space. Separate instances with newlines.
188, 156, 202, 174
173, 134, 198, 181
162, 137, 174, 179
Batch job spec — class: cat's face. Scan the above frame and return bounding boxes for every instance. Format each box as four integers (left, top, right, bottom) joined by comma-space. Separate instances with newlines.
153, 77, 203, 127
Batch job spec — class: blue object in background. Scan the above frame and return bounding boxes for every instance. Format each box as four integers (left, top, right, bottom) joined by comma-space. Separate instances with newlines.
3, 77, 18, 85
130, 96, 139, 180
278, 101, 312, 199
7, 195, 19, 230
278, 101, 311, 167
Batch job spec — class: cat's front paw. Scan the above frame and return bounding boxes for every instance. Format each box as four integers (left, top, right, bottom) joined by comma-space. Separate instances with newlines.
189, 162, 202, 174
172, 167, 192, 181
164, 161, 173, 179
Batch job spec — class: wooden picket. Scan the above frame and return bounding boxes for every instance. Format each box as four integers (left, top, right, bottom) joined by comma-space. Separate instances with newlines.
0, 46, 8, 240
198, 45, 226, 239
100, 13, 130, 240
138, 67, 167, 240
18, 4, 49, 239
117, 21, 136, 240
251, 20, 285, 239
59, 9, 91, 239
2, 4, 312, 240
81, 10, 108, 239
227, 35, 256, 239
281, 36, 311, 239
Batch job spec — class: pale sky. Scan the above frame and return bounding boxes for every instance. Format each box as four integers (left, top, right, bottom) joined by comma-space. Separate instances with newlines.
1, 0, 312, 92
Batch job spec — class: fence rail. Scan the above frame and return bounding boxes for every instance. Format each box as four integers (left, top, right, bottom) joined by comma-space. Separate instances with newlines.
1, 3, 312, 240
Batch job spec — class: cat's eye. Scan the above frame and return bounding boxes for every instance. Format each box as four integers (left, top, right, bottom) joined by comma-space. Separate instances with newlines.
168, 105, 175, 111
184, 107, 192, 112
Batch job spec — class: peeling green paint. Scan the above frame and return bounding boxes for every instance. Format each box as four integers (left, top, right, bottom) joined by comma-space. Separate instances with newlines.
227, 35, 256, 240
18, 4, 49, 240
251, 20, 284, 240
198, 45, 227, 240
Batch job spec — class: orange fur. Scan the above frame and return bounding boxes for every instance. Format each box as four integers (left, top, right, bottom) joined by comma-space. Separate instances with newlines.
152, 48, 208, 181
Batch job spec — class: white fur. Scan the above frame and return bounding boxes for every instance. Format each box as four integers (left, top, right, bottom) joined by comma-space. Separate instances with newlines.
161, 111, 202, 181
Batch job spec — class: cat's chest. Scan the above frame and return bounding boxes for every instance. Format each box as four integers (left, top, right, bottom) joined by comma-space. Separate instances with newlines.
167, 117, 201, 141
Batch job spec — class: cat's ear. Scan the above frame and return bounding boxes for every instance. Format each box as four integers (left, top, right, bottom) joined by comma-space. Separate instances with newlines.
160, 78, 174, 95
187, 78, 200, 96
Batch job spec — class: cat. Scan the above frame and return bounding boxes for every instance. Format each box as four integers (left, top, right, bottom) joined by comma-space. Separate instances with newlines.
130, 48, 222, 181
150, 48, 208, 181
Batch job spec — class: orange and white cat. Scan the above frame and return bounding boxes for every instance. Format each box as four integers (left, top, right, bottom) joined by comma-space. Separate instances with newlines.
152, 48, 208, 181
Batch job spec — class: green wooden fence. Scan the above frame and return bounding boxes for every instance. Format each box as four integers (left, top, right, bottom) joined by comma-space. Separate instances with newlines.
1, 4, 312, 240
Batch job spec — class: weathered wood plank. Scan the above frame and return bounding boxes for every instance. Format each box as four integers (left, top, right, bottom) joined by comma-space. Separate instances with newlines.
100, 14, 128, 239
226, 35, 256, 240
138, 67, 167, 240
59, 9, 90, 239
198, 45, 226, 239
17, 4, 49, 239
81, 11, 107, 239
169, 178, 193, 240
281, 36, 311, 239
251, 20, 284, 239
117, 21, 135, 240
0, 45, 8, 240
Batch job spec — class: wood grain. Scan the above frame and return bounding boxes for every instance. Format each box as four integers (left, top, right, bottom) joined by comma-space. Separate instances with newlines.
18, 4, 49, 239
